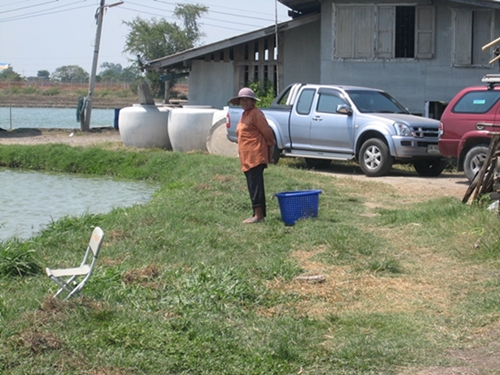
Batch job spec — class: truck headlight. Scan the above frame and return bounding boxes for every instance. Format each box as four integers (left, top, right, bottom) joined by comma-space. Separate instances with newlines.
394, 122, 412, 136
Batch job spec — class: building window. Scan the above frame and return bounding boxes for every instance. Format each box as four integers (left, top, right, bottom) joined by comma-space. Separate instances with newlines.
395, 6, 415, 58
453, 9, 493, 66
335, 5, 434, 59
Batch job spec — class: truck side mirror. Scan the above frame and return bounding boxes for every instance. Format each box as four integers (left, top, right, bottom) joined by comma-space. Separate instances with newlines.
336, 104, 352, 115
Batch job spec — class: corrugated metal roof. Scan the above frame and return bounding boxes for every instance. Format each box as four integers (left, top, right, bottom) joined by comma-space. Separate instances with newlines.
279, 0, 321, 14
144, 13, 320, 71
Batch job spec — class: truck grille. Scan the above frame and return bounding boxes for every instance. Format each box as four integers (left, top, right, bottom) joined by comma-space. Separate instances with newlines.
411, 126, 439, 138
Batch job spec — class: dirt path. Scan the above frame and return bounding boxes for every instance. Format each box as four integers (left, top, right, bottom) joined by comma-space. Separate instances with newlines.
0, 128, 122, 147
313, 164, 469, 202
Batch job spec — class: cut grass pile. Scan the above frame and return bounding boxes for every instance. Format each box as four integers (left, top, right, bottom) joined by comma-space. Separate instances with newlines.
0, 144, 499, 374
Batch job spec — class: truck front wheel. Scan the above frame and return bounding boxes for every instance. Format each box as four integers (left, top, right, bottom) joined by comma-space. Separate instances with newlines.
463, 145, 488, 182
359, 139, 393, 177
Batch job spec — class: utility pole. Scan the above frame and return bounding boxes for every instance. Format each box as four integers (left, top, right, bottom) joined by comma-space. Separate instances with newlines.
274, 0, 281, 94
82, 0, 105, 132
82, 1, 123, 131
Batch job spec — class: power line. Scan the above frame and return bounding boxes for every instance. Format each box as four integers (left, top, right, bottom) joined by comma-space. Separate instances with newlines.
119, 4, 272, 31
0, 1, 91, 22
0, 0, 30, 8
152, 0, 283, 20
119, 6, 244, 33
1, 0, 286, 31
1, 0, 288, 23
151, 0, 276, 22
0, 0, 58, 14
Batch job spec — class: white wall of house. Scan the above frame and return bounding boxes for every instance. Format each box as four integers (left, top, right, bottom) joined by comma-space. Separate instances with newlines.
188, 61, 234, 109
282, 19, 322, 87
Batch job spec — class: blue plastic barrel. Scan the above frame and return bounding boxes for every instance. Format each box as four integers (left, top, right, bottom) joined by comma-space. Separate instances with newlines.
114, 108, 121, 129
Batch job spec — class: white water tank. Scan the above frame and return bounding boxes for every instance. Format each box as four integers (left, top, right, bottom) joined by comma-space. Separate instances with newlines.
168, 106, 219, 152
118, 104, 172, 149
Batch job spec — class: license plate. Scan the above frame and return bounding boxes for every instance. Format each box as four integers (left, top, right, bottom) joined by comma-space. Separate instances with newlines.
427, 144, 440, 154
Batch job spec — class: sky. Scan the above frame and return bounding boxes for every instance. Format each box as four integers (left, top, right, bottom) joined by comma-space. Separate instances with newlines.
0, 0, 292, 77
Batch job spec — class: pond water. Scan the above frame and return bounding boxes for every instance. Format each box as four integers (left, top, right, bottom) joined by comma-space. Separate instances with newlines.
0, 107, 116, 130
0, 169, 157, 241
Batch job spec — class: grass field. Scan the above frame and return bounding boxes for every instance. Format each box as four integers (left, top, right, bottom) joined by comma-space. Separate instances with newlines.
0, 143, 499, 374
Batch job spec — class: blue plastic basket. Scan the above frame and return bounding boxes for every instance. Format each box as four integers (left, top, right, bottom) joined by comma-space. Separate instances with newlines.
275, 190, 322, 226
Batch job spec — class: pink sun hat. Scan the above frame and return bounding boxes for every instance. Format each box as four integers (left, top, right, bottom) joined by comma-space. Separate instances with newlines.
229, 87, 261, 105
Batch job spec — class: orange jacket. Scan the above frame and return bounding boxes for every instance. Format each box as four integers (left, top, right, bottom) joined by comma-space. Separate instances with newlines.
236, 107, 275, 172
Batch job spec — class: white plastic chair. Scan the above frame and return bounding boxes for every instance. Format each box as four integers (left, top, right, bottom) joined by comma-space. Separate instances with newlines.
46, 227, 104, 300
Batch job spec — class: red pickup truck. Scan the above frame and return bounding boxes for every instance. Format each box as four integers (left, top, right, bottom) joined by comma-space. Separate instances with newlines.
438, 75, 500, 182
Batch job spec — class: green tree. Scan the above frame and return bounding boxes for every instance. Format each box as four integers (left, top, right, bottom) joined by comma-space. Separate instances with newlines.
174, 3, 207, 48
123, 3, 207, 97
0, 67, 23, 82
99, 62, 123, 82
51, 65, 89, 83
124, 18, 183, 62
121, 66, 139, 82
37, 70, 50, 80
249, 81, 276, 108
98, 62, 139, 83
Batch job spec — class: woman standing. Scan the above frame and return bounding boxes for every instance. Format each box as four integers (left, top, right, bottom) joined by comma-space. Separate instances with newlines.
229, 88, 276, 224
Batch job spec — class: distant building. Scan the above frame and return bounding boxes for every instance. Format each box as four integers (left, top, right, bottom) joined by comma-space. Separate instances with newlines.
144, 0, 500, 118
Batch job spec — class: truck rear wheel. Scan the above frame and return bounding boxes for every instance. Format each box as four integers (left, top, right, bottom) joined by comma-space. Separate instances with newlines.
359, 138, 393, 177
464, 145, 488, 182
270, 143, 281, 165
413, 159, 447, 177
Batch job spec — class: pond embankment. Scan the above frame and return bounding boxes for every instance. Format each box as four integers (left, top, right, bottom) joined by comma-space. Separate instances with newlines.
0, 82, 139, 109
0, 94, 135, 109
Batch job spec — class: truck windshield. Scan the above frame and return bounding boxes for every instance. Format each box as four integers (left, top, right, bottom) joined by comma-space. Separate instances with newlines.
346, 90, 409, 114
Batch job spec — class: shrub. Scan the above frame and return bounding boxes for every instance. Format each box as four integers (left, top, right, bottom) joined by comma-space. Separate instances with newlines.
249, 81, 276, 108
5, 87, 20, 95
22, 86, 39, 95
42, 87, 60, 96
115, 88, 134, 98
75, 89, 87, 97
0, 241, 41, 277
96, 89, 111, 97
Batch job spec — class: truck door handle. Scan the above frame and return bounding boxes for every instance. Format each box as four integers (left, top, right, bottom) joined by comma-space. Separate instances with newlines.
312, 116, 322, 121
476, 122, 493, 130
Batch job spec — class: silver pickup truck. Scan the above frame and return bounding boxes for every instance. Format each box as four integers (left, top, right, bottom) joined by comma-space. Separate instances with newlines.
226, 83, 444, 177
